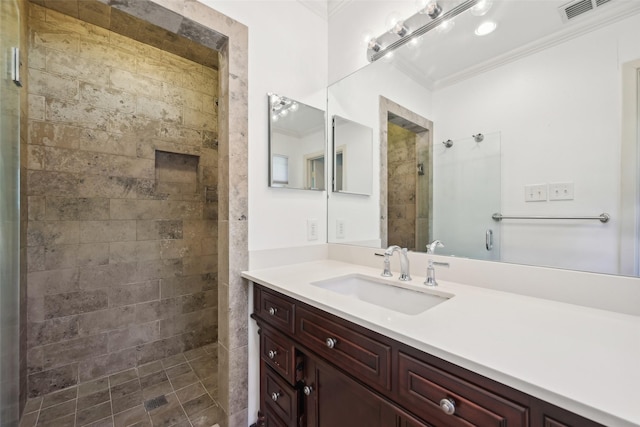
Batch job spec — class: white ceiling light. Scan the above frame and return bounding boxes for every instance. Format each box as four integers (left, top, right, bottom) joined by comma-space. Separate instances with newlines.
475, 21, 497, 36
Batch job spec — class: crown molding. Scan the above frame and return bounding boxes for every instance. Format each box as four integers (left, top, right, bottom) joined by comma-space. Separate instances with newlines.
297, 0, 352, 20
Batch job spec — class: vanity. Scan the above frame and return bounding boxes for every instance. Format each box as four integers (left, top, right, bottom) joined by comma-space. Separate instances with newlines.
244, 260, 640, 427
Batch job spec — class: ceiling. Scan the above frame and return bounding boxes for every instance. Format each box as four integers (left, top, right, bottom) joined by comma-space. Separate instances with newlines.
298, 0, 352, 19
389, 0, 640, 89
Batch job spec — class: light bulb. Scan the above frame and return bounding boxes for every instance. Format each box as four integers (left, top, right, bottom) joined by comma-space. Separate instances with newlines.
280, 109, 288, 117
471, 0, 492, 16
420, 1, 442, 19
368, 38, 381, 52
393, 21, 408, 37
272, 114, 279, 122
290, 103, 299, 112
475, 21, 497, 36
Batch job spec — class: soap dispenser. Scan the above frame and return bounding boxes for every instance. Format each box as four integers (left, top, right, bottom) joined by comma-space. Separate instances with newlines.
424, 259, 438, 287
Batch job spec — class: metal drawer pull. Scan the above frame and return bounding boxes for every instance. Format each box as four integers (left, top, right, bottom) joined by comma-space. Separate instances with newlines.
268, 350, 277, 359
440, 398, 456, 415
268, 307, 277, 316
325, 337, 338, 349
303, 385, 313, 396
271, 392, 281, 402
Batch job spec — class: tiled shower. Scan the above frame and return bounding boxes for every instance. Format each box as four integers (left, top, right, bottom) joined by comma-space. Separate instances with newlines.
26, 3, 219, 396
0, 0, 240, 425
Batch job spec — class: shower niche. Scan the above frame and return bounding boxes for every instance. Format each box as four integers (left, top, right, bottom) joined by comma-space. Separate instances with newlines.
155, 151, 201, 196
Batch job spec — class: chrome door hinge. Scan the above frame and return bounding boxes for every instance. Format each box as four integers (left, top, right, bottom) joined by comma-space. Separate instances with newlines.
11, 47, 22, 87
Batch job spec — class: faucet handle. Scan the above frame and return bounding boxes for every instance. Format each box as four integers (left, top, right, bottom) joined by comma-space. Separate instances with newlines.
424, 258, 438, 287
376, 252, 393, 277
384, 245, 401, 256
426, 240, 444, 254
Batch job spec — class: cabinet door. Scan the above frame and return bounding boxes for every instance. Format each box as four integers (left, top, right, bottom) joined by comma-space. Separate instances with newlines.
303, 356, 400, 427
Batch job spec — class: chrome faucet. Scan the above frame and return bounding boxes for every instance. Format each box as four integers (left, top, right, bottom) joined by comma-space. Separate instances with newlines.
384, 245, 411, 281
426, 240, 444, 254
424, 259, 438, 286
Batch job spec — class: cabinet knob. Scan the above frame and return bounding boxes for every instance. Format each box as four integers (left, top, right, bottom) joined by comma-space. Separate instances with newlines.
268, 350, 277, 359
271, 392, 281, 402
268, 307, 277, 316
325, 337, 338, 349
440, 398, 456, 415
303, 385, 313, 396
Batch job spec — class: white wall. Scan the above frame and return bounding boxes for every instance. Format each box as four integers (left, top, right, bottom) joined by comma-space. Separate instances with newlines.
206, 0, 328, 252
433, 13, 640, 274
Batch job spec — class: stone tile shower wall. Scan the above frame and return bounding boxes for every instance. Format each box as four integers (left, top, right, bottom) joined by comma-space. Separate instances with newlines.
25, 4, 218, 398
388, 122, 417, 250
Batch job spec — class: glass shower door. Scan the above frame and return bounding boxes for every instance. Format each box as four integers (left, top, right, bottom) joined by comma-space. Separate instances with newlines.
432, 132, 501, 261
1, 0, 22, 425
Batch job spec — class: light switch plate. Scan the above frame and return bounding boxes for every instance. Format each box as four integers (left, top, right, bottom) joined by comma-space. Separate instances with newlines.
524, 184, 547, 202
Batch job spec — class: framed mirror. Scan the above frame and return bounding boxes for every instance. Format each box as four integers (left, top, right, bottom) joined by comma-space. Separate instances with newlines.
332, 115, 373, 195
327, 0, 640, 277
268, 93, 326, 190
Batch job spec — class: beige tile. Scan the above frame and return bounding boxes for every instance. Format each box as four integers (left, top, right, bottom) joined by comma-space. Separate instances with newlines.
78, 378, 109, 397
175, 381, 205, 403
19, 411, 38, 427
41, 387, 77, 409
109, 368, 137, 387
168, 370, 199, 391
141, 380, 173, 400
137, 360, 163, 377
160, 353, 186, 369
113, 405, 149, 427
76, 400, 112, 426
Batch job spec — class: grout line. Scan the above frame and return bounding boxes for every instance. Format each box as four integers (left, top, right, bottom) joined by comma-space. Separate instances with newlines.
107, 374, 115, 427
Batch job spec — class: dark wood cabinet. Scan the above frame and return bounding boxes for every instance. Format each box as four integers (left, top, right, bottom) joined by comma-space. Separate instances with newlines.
252, 283, 604, 427
304, 355, 399, 427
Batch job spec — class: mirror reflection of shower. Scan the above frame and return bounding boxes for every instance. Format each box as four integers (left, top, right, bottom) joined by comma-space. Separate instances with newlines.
387, 112, 430, 251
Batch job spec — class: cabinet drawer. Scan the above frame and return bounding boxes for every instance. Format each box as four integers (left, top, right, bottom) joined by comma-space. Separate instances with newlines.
263, 403, 290, 427
397, 351, 528, 427
260, 325, 298, 385
255, 286, 296, 334
296, 306, 392, 391
262, 362, 300, 426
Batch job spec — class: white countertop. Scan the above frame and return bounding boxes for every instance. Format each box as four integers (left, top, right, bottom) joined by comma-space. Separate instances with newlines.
242, 260, 640, 427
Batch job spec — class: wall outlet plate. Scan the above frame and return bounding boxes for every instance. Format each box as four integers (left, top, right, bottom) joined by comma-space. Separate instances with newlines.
336, 219, 345, 239
307, 219, 318, 241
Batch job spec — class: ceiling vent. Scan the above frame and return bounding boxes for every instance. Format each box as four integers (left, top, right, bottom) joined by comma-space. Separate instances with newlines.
559, 0, 613, 22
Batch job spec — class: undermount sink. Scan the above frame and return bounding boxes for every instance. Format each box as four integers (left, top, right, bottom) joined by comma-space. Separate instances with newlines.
310, 274, 452, 315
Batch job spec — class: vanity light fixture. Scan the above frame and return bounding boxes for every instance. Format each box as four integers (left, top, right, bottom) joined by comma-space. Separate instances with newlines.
269, 93, 299, 121
367, 0, 480, 62
475, 21, 497, 36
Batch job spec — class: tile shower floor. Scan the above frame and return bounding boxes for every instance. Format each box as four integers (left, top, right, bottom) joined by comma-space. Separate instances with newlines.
20, 345, 220, 427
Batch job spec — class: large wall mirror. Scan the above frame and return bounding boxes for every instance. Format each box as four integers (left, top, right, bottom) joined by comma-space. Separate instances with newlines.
327, 0, 640, 277
268, 93, 326, 190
